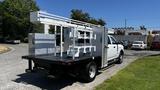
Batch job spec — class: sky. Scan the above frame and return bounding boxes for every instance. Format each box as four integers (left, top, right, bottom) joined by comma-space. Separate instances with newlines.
36, 0, 160, 28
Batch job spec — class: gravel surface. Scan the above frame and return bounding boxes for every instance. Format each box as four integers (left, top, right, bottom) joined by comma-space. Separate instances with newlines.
0, 44, 160, 90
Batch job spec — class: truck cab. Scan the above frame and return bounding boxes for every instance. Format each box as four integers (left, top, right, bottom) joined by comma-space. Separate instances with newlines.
107, 35, 124, 61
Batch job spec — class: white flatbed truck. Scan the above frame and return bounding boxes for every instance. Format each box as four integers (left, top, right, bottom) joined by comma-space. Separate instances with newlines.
22, 11, 124, 82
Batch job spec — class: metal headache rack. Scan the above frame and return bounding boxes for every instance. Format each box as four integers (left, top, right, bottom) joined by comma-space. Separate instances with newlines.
67, 28, 97, 58
30, 11, 103, 60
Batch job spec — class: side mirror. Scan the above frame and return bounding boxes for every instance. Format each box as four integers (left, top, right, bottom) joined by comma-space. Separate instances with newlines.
116, 41, 123, 45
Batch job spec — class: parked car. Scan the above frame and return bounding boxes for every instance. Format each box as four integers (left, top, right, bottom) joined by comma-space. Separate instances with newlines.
5, 40, 21, 44
121, 40, 132, 49
131, 41, 147, 50
150, 36, 160, 50
151, 42, 160, 50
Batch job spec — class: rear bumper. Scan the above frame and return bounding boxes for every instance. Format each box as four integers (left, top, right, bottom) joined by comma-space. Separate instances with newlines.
131, 46, 144, 49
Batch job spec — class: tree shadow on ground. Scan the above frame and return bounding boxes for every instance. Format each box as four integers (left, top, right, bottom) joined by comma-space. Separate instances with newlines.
13, 71, 77, 90
13, 70, 102, 90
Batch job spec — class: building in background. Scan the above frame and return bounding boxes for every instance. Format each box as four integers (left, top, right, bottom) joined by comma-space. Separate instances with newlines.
112, 27, 148, 35
108, 28, 114, 35
150, 30, 160, 36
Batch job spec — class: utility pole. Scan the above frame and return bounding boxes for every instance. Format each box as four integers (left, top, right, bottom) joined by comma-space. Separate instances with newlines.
125, 19, 127, 29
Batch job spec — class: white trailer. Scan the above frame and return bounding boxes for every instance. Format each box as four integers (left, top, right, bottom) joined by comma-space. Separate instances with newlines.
22, 11, 124, 82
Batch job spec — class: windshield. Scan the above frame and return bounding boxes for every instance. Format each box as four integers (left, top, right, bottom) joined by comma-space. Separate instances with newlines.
133, 41, 142, 44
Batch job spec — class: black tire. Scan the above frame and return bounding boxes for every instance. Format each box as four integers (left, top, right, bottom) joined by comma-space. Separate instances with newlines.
81, 62, 97, 82
116, 52, 124, 64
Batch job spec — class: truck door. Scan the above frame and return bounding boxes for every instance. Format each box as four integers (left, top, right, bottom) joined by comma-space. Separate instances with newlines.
107, 36, 114, 60
108, 36, 118, 59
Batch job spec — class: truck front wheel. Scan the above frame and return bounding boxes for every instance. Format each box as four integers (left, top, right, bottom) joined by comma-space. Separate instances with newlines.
116, 52, 124, 64
81, 61, 97, 82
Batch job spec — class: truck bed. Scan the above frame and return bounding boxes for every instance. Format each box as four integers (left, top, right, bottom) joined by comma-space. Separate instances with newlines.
22, 53, 100, 66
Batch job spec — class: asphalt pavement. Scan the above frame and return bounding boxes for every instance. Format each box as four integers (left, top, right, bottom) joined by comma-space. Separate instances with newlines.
0, 44, 159, 90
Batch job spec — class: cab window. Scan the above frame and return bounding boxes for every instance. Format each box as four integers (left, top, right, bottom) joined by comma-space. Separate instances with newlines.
108, 36, 111, 44
110, 36, 117, 44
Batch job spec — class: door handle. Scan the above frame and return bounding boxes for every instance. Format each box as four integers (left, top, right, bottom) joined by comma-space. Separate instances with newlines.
114, 46, 116, 48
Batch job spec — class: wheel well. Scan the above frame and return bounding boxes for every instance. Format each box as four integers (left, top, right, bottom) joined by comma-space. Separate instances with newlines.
120, 50, 124, 55
93, 57, 101, 69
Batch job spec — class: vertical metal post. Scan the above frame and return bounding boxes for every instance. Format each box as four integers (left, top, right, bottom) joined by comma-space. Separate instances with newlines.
101, 27, 107, 68
72, 28, 75, 60
54, 25, 57, 56
90, 32, 92, 56
84, 32, 86, 46
44, 24, 49, 34
105, 27, 108, 54
28, 59, 32, 70
104, 27, 108, 67
60, 25, 63, 57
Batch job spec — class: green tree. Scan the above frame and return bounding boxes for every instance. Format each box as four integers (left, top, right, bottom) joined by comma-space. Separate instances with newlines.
89, 18, 99, 25
70, 9, 106, 26
147, 33, 153, 48
140, 25, 147, 30
71, 9, 90, 22
0, 2, 2, 38
1, 0, 39, 41
97, 19, 106, 26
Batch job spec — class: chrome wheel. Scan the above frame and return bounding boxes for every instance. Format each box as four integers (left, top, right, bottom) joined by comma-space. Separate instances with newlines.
81, 62, 97, 82
89, 65, 96, 78
119, 54, 123, 63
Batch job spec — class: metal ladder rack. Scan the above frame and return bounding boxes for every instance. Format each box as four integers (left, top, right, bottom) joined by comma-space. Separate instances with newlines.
30, 11, 99, 59
30, 11, 99, 29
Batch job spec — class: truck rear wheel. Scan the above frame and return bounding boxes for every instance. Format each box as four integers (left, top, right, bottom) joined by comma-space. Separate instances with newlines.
81, 61, 97, 82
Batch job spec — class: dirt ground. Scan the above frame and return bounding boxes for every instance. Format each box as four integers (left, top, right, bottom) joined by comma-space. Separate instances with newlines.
0, 45, 10, 54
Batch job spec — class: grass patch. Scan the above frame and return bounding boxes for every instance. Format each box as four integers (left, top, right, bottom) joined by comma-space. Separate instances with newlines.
95, 55, 160, 90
